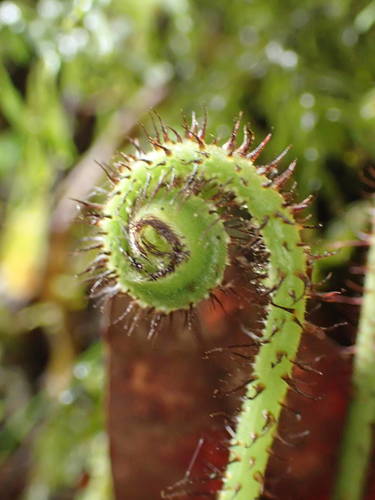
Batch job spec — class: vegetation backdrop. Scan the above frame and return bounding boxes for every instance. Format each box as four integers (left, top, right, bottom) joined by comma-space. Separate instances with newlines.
0, 1, 374, 499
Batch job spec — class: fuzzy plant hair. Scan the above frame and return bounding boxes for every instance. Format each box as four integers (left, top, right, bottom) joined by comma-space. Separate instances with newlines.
78, 113, 314, 500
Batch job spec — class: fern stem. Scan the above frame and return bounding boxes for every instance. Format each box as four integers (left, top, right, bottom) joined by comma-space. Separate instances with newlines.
333, 210, 375, 500
84, 115, 310, 500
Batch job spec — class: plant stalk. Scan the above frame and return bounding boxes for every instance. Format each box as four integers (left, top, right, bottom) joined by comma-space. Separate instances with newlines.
333, 209, 375, 500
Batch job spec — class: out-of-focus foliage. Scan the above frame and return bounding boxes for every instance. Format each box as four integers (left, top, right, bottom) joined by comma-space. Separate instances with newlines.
0, 0, 374, 498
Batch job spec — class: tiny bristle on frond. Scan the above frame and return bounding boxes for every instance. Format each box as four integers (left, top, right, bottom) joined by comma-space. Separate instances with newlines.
223, 112, 243, 154
167, 126, 183, 143
272, 159, 297, 190
127, 137, 145, 156
235, 125, 255, 156
257, 145, 292, 176
191, 111, 199, 134
154, 111, 170, 143
95, 161, 120, 184
247, 132, 272, 161
180, 112, 207, 148
150, 138, 172, 155
149, 114, 161, 143
198, 107, 208, 140
289, 194, 315, 213
139, 122, 159, 149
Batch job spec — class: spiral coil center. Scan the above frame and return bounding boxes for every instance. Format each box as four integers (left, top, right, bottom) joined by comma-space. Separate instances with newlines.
129, 217, 190, 281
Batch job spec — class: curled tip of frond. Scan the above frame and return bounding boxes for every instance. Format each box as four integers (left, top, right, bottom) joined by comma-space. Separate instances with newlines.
81, 111, 313, 500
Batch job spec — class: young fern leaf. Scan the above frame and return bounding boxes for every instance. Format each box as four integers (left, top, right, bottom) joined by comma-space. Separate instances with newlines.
82, 114, 311, 500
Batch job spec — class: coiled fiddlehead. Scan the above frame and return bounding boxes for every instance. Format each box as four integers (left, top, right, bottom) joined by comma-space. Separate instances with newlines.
81, 114, 311, 499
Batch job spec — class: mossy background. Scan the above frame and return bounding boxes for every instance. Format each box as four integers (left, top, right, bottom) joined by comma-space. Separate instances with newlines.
0, 1, 374, 499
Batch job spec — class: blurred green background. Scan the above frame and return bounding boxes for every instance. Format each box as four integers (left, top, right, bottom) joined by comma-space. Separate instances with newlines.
0, 0, 374, 498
